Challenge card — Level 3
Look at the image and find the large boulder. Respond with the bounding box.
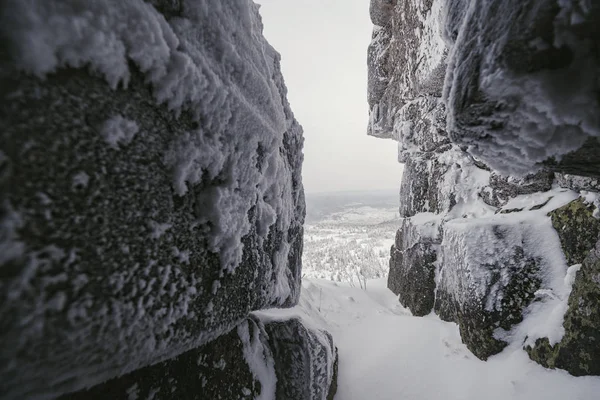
[59,316,339,400]
[444,0,600,178]
[263,318,339,400]
[0,0,305,398]
[388,215,441,316]
[434,216,549,359]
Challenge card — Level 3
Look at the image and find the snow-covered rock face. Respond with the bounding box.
[443,0,600,178]
[367,0,447,139]
[0,0,305,398]
[368,0,600,374]
[60,315,338,400]
[435,216,553,359]
[388,214,441,316]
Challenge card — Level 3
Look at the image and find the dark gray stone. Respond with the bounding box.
[58,315,339,400]
[58,317,266,400]
[388,218,439,316]
[545,138,600,180]
[264,317,339,400]
[549,198,600,266]
[555,173,600,193]
[369,0,396,27]
[481,170,554,208]
[395,98,450,162]
[0,1,305,398]
[527,238,600,376]
[435,222,542,360]
[367,27,393,132]
[399,157,451,217]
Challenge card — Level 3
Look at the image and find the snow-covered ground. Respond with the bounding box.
[259,278,600,400]
[261,192,600,399]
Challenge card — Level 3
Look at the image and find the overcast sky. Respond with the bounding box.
[257,0,403,194]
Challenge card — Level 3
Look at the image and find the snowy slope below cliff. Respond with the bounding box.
[258,278,600,400]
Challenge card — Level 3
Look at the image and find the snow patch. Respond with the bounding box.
[148,220,171,240]
[100,115,139,149]
[71,171,90,189]
[237,319,276,400]
[0,202,25,266]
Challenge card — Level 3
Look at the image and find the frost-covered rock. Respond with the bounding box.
[394,98,450,160]
[527,238,600,376]
[443,0,600,178]
[368,0,600,376]
[59,315,338,400]
[555,173,600,193]
[0,0,305,398]
[263,317,339,400]
[388,214,441,316]
[481,171,554,208]
[59,317,267,400]
[526,200,600,376]
[367,0,447,138]
[398,157,450,217]
[434,216,555,359]
[549,198,600,266]
[369,0,396,27]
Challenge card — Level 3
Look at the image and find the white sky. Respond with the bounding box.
[257,0,403,194]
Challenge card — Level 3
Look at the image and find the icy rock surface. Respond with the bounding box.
[59,315,338,400]
[549,198,600,266]
[443,0,600,178]
[0,0,305,398]
[367,0,600,371]
[435,216,548,359]
[527,201,600,375]
[555,173,600,193]
[263,317,339,400]
[388,214,440,316]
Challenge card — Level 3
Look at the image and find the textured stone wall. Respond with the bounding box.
[368,0,600,375]
[0,0,338,399]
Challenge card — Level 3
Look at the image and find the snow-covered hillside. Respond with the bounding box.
[303,191,401,286]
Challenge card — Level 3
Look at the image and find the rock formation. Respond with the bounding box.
[0,0,336,399]
[369,0,600,372]
[57,316,338,400]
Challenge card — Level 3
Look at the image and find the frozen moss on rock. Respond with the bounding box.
[527,241,600,376]
[549,198,600,266]
[526,201,600,376]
